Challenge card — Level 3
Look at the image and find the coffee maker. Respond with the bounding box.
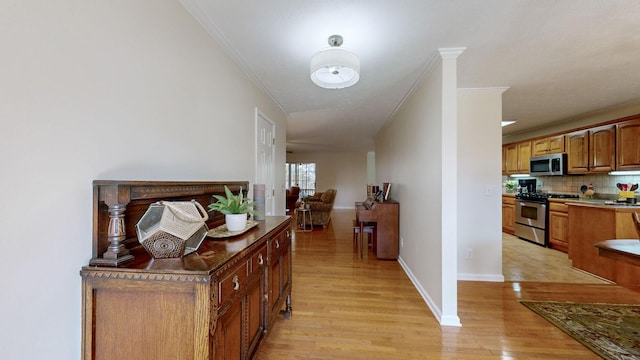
[518,179,536,194]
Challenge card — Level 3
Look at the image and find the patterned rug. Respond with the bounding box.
[520,301,640,360]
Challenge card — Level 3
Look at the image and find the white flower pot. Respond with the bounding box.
[225,214,248,232]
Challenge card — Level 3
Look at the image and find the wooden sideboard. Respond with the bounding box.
[80,180,292,360]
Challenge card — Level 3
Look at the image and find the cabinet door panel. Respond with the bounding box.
[215,301,242,360]
[517,141,531,172]
[502,203,515,235]
[246,278,264,356]
[589,125,615,172]
[532,138,549,156]
[549,211,569,253]
[548,135,565,153]
[504,144,518,174]
[566,130,589,174]
[617,119,640,170]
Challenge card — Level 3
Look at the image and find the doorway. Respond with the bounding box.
[256,109,275,216]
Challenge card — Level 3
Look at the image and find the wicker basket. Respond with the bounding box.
[136,200,209,258]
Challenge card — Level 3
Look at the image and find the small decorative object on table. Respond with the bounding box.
[135,200,209,259]
[208,185,259,232]
[584,183,595,199]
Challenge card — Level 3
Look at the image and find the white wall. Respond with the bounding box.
[375,49,463,326]
[0,1,285,359]
[457,89,505,281]
[286,152,368,209]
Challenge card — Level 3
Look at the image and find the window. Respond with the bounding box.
[286,162,316,198]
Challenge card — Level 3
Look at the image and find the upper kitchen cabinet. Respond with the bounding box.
[589,124,616,173]
[517,141,532,173]
[566,130,589,174]
[503,143,517,174]
[566,125,615,174]
[503,141,531,174]
[532,135,565,156]
[616,118,640,170]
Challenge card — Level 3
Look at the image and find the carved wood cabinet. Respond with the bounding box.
[80,181,292,360]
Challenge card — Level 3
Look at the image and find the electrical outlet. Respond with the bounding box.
[400,237,404,247]
[466,248,473,259]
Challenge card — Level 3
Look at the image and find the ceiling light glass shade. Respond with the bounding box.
[310,47,360,89]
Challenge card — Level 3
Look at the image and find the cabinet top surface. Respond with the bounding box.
[82,216,290,275]
[566,200,640,211]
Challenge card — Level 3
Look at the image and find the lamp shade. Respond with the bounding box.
[310,47,360,89]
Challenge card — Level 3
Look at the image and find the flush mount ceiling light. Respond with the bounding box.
[310,35,360,89]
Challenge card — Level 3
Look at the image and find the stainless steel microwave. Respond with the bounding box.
[529,153,567,176]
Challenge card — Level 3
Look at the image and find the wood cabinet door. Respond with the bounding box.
[617,119,640,170]
[566,130,589,174]
[214,300,243,360]
[532,138,550,157]
[532,135,565,157]
[589,125,616,172]
[246,276,264,358]
[548,135,565,153]
[517,141,531,172]
[548,211,569,253]
[503,144,518,174]
[502,203,515,234]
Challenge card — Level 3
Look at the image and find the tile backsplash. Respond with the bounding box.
[503,174,640,198]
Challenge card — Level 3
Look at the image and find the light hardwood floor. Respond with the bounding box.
[256,209,640,359]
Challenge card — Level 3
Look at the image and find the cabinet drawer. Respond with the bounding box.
[218,262,248,306]
[250,244,268,274]
[270,230,290,256]
[548,202,569,213]
[502,195,515,205]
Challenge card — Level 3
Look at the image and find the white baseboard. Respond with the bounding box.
[457,273,505,282]
[397,256,461,326]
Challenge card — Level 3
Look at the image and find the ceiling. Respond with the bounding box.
[181,0,640,153]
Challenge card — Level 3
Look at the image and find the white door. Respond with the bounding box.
[256,110,275,216]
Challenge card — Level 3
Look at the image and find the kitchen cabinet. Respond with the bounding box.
[532,135,565,156]
[503,141,531,174]
[566,126,615,174]
[517,141,532,173]
[501,194,515,235]
[503,143,518,174]
[566,130,589,174]
[548,199,569,253]
[589,124,616,173]
[616,118,640,170]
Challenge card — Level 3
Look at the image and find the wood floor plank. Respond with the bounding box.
[256,209,640,359]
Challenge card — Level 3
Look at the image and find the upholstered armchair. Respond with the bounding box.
[295,189,337,228]
[285,186,300,211]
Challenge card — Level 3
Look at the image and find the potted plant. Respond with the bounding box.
[208,186,258,232]
[503,179,518,193]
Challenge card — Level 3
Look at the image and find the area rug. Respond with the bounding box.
[520,301,640,360]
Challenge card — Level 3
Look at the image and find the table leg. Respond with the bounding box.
[360,222,364,258]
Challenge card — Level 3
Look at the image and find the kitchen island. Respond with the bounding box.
[567,201,640,285]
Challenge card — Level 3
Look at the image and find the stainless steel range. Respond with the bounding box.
[514,193,579,246]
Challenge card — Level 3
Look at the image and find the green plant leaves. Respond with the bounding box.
[208,186,257,215]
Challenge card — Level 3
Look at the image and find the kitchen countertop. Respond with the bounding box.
[595,239,640,267]
[564,198,640,209]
